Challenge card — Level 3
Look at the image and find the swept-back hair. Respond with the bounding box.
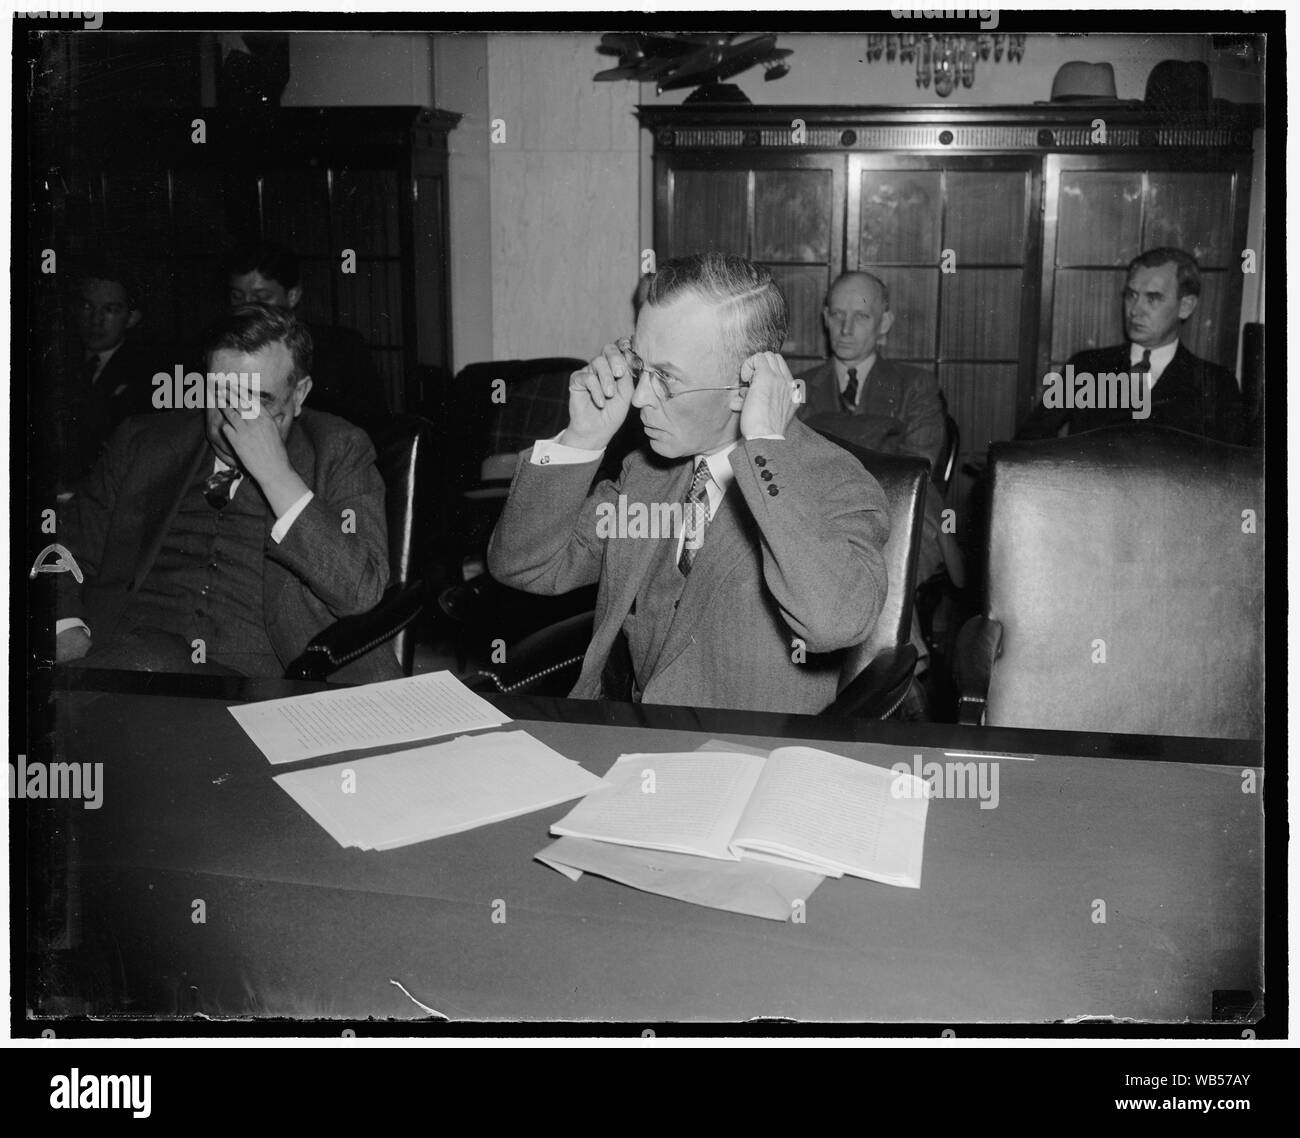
[1129,247,1201,299]
[641,252,788,375]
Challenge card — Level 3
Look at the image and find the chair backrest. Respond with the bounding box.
[813,429,929,681]
[983,424,1263,739]
[367,413,436,672]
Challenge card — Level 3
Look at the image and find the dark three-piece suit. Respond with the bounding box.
[57,408,396,682]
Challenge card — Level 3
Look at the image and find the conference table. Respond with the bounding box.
[25,669,1265,1028]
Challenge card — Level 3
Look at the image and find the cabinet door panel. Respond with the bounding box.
[946,171,1027,265]
[766,264,830,360]
[1050,268,1128,363]
[1145,172,1235,267]
[942,268,1023,360]
[1057,171,1143,266]
[873,267,938,361]
[1181,269,1228,363]
[261,169,332,258]
[940,360,1020,465]
[858,169,941,265]
[668,168,747,257]
[334,169,402,257]
[754,169,833,262]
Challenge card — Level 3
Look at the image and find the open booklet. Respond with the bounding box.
[550,746,930,888]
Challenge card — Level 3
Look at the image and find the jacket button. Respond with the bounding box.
[761,470,772,481]
[768,484,779,497]
[754,456,766,467]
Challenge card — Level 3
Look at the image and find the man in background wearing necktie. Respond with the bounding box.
[488,253,891,714]
[52,305,394,682]
[51,258,159,489]
[795,271,947,474]
[1017,246,1245,443]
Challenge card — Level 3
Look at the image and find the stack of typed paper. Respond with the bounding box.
[536,745,931,921]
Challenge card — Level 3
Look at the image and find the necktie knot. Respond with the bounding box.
[1133,349,1152,374]
[203,466,241,510]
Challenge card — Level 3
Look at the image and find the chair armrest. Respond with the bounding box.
[822,643,919,719]
[284,581,427,681]
[952,614,1004,726]
[465,611,594,696]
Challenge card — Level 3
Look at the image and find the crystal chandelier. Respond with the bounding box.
[865,33,1027,97]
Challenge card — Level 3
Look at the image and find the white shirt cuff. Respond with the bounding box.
[744,433,785,441]
[271,490,315,543]
[56,617,90,637]
[531,433,605,466]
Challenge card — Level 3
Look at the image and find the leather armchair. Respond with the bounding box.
[813,432,929,718]
[953,424,1263,739]
[284,414,435,681]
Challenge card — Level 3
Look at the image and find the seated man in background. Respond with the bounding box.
[226,240,388,425]
[798,270,948,583]
[1017,246,1244,443]
[52,257,159,488]
[488,252,890,715]
[798,270,946,474]
[54,305,396,682]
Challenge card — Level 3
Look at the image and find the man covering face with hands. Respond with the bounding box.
[488,253,890,713]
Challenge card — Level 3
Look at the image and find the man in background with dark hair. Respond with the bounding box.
[54,304,395,682]
[52,257,158,487]
[226,239,388,424]
[1018,246,1244,443]
[489,252,890,714]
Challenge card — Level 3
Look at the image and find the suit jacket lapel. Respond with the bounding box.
[129,416,209,591]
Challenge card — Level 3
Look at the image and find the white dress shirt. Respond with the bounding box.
[1132,340,1178,391]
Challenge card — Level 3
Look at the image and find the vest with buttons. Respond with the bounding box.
[123,462,281,675]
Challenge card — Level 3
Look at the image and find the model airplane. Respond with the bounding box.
[595,32,791,93]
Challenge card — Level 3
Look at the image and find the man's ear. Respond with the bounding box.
[291,376,312,417]
[877,309,895,340]
[1177,293,1198,322]
[126,308,143,331]
[286,285,303,310]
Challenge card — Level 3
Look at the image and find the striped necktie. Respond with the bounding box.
[678,459,712,575]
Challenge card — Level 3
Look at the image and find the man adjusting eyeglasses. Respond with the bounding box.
[488,252,891,715]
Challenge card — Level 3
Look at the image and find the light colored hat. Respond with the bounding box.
[1050,61,1119,102]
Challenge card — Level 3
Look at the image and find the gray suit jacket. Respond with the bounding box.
[798,356,946,472]
[57,409,396,682]
[487,417,891,714]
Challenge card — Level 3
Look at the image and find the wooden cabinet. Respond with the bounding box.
[34,106,460,411]
[641,104,1258,498]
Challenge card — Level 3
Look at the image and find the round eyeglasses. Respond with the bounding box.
[617,338,749,403]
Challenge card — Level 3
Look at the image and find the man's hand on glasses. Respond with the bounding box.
[739,351,802,441]
[561,342,635,452]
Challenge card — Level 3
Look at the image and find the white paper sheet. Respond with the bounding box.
[273,730,607,850]
[229,670,510,764]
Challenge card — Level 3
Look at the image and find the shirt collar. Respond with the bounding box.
[693,442,738,514]
[1132,340,1178,384]
[835,353,877,396]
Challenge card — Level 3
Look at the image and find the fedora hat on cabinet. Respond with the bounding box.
[1050,60,1120,102]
